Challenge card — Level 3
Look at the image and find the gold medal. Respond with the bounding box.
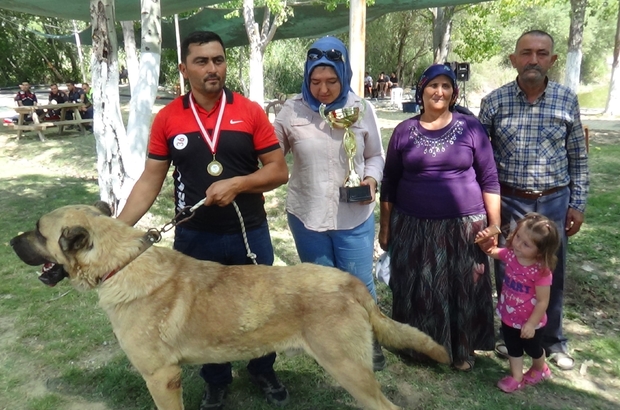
[189,91,227,178]
[207,160,223,176]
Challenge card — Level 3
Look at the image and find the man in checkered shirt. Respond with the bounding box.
[478,30,589,372]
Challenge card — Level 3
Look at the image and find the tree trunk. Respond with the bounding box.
[431,6,454,64]
[564,0,588,91]
[121,20,140,95]
[243,0,285,107]
[118,0,162,214]
[90,0,127,214]
[244,0,265,107]
[606,2,620,116]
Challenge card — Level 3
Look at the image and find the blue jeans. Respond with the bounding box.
[287,212,377,300]
[495,187,569,355]
[174,222,277,385]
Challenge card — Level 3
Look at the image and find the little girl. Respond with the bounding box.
[476,213,560,393]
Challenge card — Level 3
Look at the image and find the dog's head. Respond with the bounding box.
[10,201,114,288]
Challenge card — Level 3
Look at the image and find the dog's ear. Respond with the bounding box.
[93,201,113,217]
[59,226,92,253]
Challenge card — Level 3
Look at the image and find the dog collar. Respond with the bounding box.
[100,230,160,285]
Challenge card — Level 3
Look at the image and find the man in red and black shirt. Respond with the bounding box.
[14,81,38,106]
[14,82,43,122]
[117,31,289,410]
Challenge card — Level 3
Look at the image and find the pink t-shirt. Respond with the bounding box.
[496,248,553,329]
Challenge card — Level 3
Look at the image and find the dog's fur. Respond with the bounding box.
[11,202,449,410]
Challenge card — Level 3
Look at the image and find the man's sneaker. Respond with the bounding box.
[249,370,289,406]
[199,383,228,410]
[373,341,386,371]
[523,363,552,385]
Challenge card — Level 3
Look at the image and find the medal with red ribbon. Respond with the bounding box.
[189,91,226,176]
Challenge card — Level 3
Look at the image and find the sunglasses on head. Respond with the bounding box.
[307,48,344,63]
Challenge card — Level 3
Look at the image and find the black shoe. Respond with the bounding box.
[199,383,228,410]
[249,371,289,407]
[373,341,386,371]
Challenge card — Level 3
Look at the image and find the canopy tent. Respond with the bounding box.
[0,0,489,213]
[0,0,221,21]
[1,0,486,48]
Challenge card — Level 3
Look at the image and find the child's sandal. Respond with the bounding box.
[497,376,524,393]
[523,364,552,385]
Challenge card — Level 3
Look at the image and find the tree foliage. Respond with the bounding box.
[451,0,616,85]
[361,10,431,87]
[0,10,87,87]
[1,1,617,94]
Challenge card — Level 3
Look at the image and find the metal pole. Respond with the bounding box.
[174,14,185,95]
[73,20,87,81]
[349,0,366,97]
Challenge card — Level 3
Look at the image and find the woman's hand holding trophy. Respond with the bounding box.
[319,101,371,202]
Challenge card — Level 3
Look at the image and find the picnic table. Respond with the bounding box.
[7,102,93,141]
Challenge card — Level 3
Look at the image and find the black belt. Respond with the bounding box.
[500,184,565,200]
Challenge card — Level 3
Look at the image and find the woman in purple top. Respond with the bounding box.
[379,64,501,370]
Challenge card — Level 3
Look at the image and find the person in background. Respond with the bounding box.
[13,81,43,122]
[119,65,128,84]
[387,71,398,91]
[478,30,589,371]
[379,64,500,371]
[375,72,389,99]
[64,81,84,121]
[117,31,289,410]
[65,81,83,103]
[477,213,560,393]
[79,82,93,121]
[364,71,374,98]
[14,81,38,107]
[48,83,67,104]
[46,83,68,120]
[274,36,386,371]
[83,82,93,102]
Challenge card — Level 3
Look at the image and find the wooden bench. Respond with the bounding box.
[9,118,93,141]
[10,102,91,141]
[7,122,56,142]
[46,119,93,135]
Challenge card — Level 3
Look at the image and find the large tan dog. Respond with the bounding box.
[11,202,449,410]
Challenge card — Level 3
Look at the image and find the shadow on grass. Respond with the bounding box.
[42,340,620,410]
[1,131,98,182]
[0,175,99,232]
[49,356,362,410]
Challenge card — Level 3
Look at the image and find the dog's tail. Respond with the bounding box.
[364,297,450,364]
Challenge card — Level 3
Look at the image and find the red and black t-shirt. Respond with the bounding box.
[148,88,280,233]
[14,90,38,106]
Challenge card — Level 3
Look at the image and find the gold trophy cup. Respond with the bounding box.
[320,102,371,202]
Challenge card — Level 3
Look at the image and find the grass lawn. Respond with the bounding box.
[578,83,611,110]
[0,107,619,410]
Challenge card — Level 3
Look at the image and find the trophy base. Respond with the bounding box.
[339,185,372,203]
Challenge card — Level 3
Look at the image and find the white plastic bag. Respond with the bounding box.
[374,252,391,285]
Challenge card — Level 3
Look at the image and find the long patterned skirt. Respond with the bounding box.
[389,209,495,364]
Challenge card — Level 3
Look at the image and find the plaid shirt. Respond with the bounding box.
[478,79,589,212]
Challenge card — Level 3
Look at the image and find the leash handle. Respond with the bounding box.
[158,197,257,265]
[161,197,208,233]
[189,198,206,213]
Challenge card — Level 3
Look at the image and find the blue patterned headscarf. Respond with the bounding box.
[415,64,459,111]
[302,36,352,113]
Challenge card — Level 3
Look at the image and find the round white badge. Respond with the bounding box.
[173,134,188,150]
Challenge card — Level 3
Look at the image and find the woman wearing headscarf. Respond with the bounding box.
[274,37,385,370]
[379,64,500,370]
